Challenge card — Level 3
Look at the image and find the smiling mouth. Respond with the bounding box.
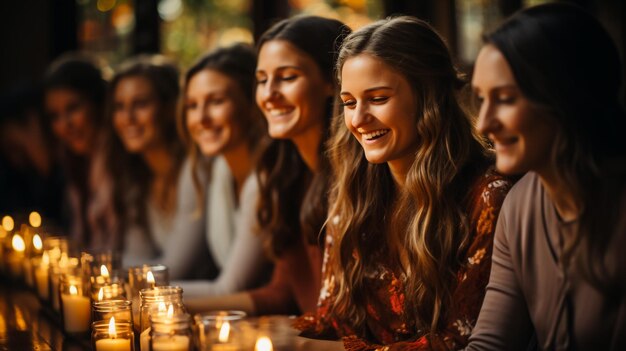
[267,107,294,117]
[362,129,390,141]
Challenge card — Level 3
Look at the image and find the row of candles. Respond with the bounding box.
[0,213,289,351]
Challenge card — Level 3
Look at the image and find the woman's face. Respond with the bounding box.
[112,76,162,154]
[340,54,419,172]
[255,40,333,141]
[185,69,248,156]
[45,87,96,155]
[472,44,556,175]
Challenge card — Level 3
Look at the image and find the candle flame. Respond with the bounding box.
[255,336,273,351]
[29,211,42,228]
[2,216,14,231]
[12,234,25,252]
[218,321,230,343]
[33,234,43,250]
[42,251,50,266]
[69,285,78,296]
[108,316,117,339]
[100,265,110,278]
[146,271,155,286]
[167,304,174,318]
[98,287,104,301]
[158,302,167,313]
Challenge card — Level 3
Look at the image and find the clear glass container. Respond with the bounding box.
[128,265,169,331]
[193,310,247,350]
[92,300,133,324]
[49,255,80,311]
[92,318,135,351]
[59,273,91,335]
[139,287,185,350]
[150,313,192,351]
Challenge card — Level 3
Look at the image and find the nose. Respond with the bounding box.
[349,101,370,129]
[258,77,278,102]
[200,103,212,126]
[476,99,496,135]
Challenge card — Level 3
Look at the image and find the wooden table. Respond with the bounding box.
[0,277,90,351]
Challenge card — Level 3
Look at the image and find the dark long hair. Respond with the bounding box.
[255,16,350,257]
[486,3,626,293]
[105,55,184,250]
[328,16,490,334]
[179,43,266,202]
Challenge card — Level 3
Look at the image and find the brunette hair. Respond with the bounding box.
[179,43,266,197]
[105,55,184,250]
[255,16,350,257]
[328,16,490,334]
[485,3,626,292]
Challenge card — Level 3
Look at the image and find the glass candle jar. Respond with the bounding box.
[92,317,135,351]
[92,268,126,302]
[128,265,169,330]
[59,273,91,335]
[43,236,68,266]
[193,310,247,350]
[150,313,192,351]
[139,287,185,351]
[49,255,80,312]
[33,252,50,301]
[92,300,133,324]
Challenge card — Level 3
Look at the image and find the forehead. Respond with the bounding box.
[115,75,154,95]
[472,44,516,87]
[340,54,404,92]
[256,39,317,71]
[188,69,236,92]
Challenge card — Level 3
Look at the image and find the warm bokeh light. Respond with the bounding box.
[2,216,14,232]
[12,234,25,252]
[101,265,110,278]
[33,234,43,251]
[29,211,42,227]
[41,251,50,266]
[69,285,78,296]
[97,0,116,12]
[98,287,104,301]
[255,336,273,351]
[218,321,230,343]
[167,304,174,318]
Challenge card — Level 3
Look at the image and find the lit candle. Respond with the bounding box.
[35,251,50,299]
[255,336,273,351]
[8,234,25,277]
[29,211,42,228]
[2,215,14,231]
[61,284,91,333]
[151,306,190,351]
[95,317,131,351]
[146,271,155,288]
[209,320,238,351]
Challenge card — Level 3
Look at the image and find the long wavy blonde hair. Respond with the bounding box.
[328,16,490,334]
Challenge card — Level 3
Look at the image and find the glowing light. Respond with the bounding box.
[157,0,183,21]
[2,216,14,231]
[33,234,43,251]
[218,321,231,342]
[12,234,25,252]
[108,316,117,338]
[167,304,174,318]
[158,302,167,313]
[100,265,110,278]
[98,287,104,301]
[29,211,42,227]
[69,285,78,296]
[97,0,116,12]
[255,336,273,351]
[42,251,50,266]
[146,271,155,287]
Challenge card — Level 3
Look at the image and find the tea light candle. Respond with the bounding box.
[95,317,132,351]
[61,285,91,333]
[151,335,190,351]
[35,251,50,299]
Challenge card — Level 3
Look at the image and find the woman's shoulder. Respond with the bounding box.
[470,166,517,209]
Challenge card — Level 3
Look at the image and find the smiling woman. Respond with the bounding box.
[90,55,212,280]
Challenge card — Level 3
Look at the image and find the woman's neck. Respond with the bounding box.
[387,159,412,189]
[223,141,253,199]
[537,166,580,221]
[291,123,323,173]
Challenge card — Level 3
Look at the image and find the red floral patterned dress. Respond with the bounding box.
[296,168,514,351]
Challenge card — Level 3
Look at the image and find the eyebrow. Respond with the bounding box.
[340,86,393,95]
[256,65,302,73]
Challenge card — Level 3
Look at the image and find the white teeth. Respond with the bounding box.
[268,108,292,117]
[362,129,389,140]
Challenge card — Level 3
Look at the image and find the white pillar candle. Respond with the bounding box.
[151,335,190,351]
[61,285,91,333]
[35,266,49,299]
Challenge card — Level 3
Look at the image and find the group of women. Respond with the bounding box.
[40,2,625,350]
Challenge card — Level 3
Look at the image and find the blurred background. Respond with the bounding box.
[1,0,624,94]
